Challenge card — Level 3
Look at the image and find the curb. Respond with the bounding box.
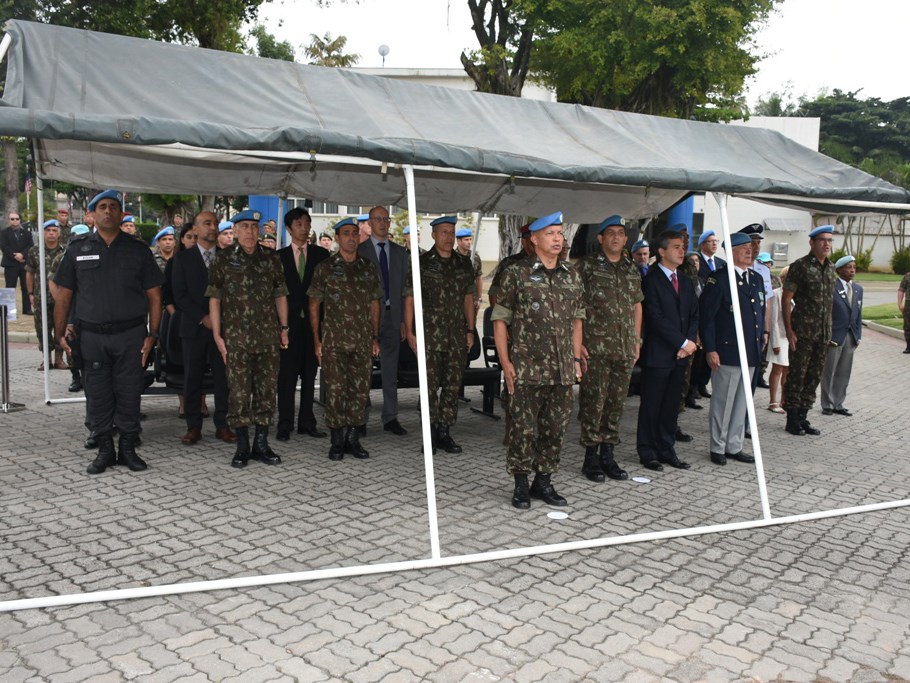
[863,320,903,340]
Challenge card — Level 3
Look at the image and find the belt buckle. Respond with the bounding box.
[99,323,113,334]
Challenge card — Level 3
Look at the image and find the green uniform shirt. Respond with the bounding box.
[783,252,836,341]
[25,243,64,305]
[420,247,475,350]
[308,252,383,351]
[578,252,643,358]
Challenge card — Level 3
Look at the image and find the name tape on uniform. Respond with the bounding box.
[76,254,100,262]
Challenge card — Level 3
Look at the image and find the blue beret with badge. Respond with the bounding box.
[725,232,752,248]
[631,239,648,253]
[152,226,175,245]
[357,213,370,222]
[87,189,123,211]
[739,223,764,238]
[333,217,357,233]
[697,230,715,246]
[809,225,834,238]
[431,216,457,229]
[218,220,233,233]
[597,214,625,234]
[455,227,472,238]
[669,222,689,234]
[835,254,855,269]
[70,224,90,236]
[529,211,563,233]
[42,219,60,230]
[229,209,262,224]
[120,215,135,225]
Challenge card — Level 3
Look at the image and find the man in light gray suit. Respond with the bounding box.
[820,255,862,416]
[357,205,411,435]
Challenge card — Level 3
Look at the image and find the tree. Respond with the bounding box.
[460,0,536,97]
[303,33,360,67]
[249,24,296,62]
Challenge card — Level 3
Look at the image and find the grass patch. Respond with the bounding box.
[855,273,903,283]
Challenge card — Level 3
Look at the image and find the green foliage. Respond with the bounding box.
[304,33,360,67]
[832,247,873,272]
[249,25,296,62]
[891,247,910,275]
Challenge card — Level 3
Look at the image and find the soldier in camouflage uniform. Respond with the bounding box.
[308,217,382,461]
[207,209,290,469]
[48,226,90,393]
[576,215,642,483]
[455,227,484,312]
[25,220,66,371]
[151,226,176,272]
[781,225,836,436]
[492,212,585,510]
[422,217,477,453]
[898,272,910,353]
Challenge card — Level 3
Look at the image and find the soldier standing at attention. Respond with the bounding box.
[53,190,163,475]
[455,226,484,313]
[421,216,477,454]
[576,214,642,483]
[492,212,585,510]
[26,220,66,371]
[207,209,290,469]
[781,225,836,436]
[308,218,382,461]
[152,226,176,272]
[898,270,910,354]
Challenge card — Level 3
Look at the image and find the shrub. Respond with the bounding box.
[832,247,872,271]
[891,247,910,275]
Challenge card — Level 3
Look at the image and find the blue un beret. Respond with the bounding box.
[229,209,262,224]
[42,219,60,230]
[455,228,472,238]
[153,226,175,245]
[87,189,123,212]
[357,213,370,222]
[403,226,411,235]
[333,217,357,233]
[70,224,90,236]
[697,230,715,246]
[809,225,834,238]
[597,214,625,234]
[835,255,855,269]
[725,233,752,249]
[431,216,457,228]
[529,211,563,233]
[631,240,648,253]
[120,215,135,225]
[669,222,689,234]
[218,221,233,233]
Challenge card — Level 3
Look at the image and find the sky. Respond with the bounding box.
[260,0,910,106]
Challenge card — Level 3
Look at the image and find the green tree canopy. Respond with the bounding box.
[303,32,360,67]
[249,24,296,62]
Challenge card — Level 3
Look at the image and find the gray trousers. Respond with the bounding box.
[364,310,400,426]
[709,364,754,455]
[820,337,857,411]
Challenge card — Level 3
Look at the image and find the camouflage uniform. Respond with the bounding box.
[576,252,642,446]
[492,258,584,474]
[782,252,835,409]
[153,248,171,273]
[205,244,288,428]
[900,273,910,347]
[308,252,383,429]
[421,247,475,426]
[25,243,65,353]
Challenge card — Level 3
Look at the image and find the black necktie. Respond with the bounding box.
[378,242,390,304]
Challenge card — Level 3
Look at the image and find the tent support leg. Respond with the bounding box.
[403,164,442,560]
[712,192,772,521]
[32,141,52,405]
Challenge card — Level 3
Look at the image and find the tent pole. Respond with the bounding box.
[277,196,286,248]
[32,140,52,405]
[0,33,11,66]
[403,165,442,560]
[713,192,772,521]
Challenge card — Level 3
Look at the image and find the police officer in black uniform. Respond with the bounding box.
[53,189,164,475]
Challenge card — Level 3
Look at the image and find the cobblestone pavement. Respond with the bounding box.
[1,327,909,682]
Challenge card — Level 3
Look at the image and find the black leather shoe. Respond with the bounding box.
[642,460,664,471]
[728,452,755,463]
[345,427,370,459]
[744,430,751,440]
[252,426,282,465]
[512,474,530,509]
[675,428,693,443]
[756,379,770,389]
[598,443,628,480]
[582,445,605,483]
[87,435,116,474]
[232,427,250,468]
[833,408,852,416]
[685,397,703,409]
[298,427,327,438]
[530,473,567,507]
[665,457,691,470]
[383,419,407,435]
[276,429,291,441]
[698,386,712,399]
[328,428,345,461]
[710,452,727,466]
[68,375,83,392]
[117,433,147,471]
[436,424,463,454]
[821,408,833,416]
[84,431,98,449]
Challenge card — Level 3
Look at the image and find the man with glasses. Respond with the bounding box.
[1,211,34,315]
[781,225,836,436]
[357,206,411,436]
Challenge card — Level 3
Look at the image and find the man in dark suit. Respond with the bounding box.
[276,207,330,441]
[1,211,34,314]
[172,211,235,446]
[699,232,766,466]
[357,205,411,435]
[636,230,698,471]
[697,229,726,284]
[820,255,862,416]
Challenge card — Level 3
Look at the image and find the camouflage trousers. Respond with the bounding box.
[226,345,278,428]
[578,355,634,446]
[904,306,910,342]
[782,336,827,410]
[507,384,574,475]
[34,302,63,354]
[322,346,371,428]
[426,344,467,426]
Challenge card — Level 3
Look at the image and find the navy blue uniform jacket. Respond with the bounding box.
[699,266,765,367]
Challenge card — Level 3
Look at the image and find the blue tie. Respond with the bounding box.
[378,242,390,304]
[708,257,715,272]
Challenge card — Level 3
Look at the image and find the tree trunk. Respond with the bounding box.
[200,195,216,213]
[498,214,525,260]
[2,139,20,215]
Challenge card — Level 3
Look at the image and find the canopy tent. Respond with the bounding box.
[2,19,910,220]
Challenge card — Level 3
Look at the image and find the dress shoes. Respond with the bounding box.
[642,460,664,471]
[181,427,202,445]
[727,451,755,464]
[821,408,834,416]
[276,429,291,442]
[68,375,83,392]
[698,386,712,399]
[675,427,693,443]
[833,408,852,416]
[684,397,703,410]
[664,457,691,470]
[383,419,407,435]
[710,452,727,466]
[529,473,567,507]
[756,378,770,389]
[298,426,327,438]
[512,474,530,510]
[215,427,237,443]
[744,430,751,440]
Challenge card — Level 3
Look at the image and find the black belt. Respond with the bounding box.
[78,317,146,334]
[385,305,391,310]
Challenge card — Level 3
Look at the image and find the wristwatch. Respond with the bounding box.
[280,325,289,331]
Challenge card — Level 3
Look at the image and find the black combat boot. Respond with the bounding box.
[345,426,370,459]
[581,445,605,483]
[86,433,117,475]
[785,408,805,436]
[252,426,282,464]
[436,424,462,453]
[530,473,567,507]
[232,427,250,468]
[328,428,345,461]
[798,409,820,436]
[117,432,147,471]
[599,443,629,480]
[430,423,438,455]
[904,337,910,354]
[68,369,83,392]
[512,474,530,509]
[84,430,98,449]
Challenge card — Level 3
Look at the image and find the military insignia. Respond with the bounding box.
[531,302,541,311]
[253,211,261,220]
[529,273,544,283]
[706,277,716,285]
[80,244,91,252]
[333,265,345,277]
